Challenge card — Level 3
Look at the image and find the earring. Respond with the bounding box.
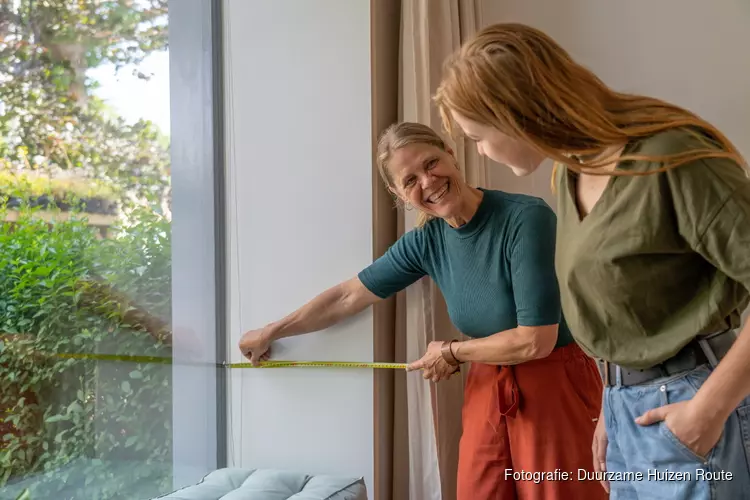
[404,202,414,211]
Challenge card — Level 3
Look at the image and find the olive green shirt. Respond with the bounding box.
[555,128,750,369]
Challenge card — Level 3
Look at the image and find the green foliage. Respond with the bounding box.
[0,170,118,203]
[0,206,173,499]
[0,0,170,208]
[0,2,175,497]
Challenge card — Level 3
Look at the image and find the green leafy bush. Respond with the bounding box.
[0,172,118,203]
[0,205,173,499]
[1,2,174,496]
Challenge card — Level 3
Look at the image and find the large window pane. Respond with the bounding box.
[0,1,221,498]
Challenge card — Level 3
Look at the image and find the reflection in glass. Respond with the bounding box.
[0,1,175,498]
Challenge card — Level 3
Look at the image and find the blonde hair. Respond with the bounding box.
[434,23,747,190]
[377,121,453,228]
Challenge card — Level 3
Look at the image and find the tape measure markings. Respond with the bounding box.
[53,352,406,370]
[227,361,407,370]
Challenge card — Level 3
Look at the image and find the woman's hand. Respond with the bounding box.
[238,327,274,366]
[636,399,724,459]
[592,409,609,493]
[406,340,460,382]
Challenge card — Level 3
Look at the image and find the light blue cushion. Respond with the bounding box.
[155,468,367,500]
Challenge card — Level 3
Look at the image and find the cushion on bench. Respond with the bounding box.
[155,467,367,500]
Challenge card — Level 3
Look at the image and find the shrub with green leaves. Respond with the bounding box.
[0,206,173,499]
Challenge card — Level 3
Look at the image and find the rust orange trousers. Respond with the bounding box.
[456,343,607,500]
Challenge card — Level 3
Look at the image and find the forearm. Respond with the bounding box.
[265,281,372,341]
[691,321,750,421]
[453,325,556,365]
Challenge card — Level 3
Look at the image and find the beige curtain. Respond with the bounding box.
[371,2,487,499]
[370,2,409,500]
[399,1,486,500]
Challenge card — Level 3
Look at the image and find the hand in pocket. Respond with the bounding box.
[635,399,724,460]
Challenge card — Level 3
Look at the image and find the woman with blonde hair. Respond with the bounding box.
[435,22,750,500]
[239,121,606,500]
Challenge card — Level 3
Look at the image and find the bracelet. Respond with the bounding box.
[450,340,461,364]
[441,340,461,367]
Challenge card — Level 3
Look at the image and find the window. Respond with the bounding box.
[0,1,224,498]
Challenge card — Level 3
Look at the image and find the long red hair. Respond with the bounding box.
[434,23,747,184]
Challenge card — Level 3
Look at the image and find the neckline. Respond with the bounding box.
[565,139,639,223]
[446,188,492,238]
[565,169,615,223]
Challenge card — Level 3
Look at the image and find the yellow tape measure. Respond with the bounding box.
[226,360,407,370]
[55,352,407,370]
[57,352,172,365]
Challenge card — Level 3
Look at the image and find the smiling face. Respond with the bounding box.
[386,143,466,220]
[451,111,546,176]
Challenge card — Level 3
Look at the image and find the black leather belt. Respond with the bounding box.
[598,330,737,387]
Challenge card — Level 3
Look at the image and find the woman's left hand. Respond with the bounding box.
[406,341,460,383]
[635,400,725,459]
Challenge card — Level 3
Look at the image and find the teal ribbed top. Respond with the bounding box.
[359,189,573,347]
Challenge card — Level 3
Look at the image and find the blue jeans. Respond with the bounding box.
[604,364,750,499]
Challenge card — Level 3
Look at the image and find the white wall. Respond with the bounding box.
[481,0,750,209]
[223,0,374,493]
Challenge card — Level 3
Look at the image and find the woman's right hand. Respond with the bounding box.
[238,327,273,366]
[592,408,609,493]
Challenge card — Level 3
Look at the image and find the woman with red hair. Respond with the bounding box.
[435,22,750,500]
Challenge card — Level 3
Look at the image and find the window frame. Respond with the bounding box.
[168,0,227,489]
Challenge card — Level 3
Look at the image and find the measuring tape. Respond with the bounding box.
[227,360,407,369]
[54,352,407,370]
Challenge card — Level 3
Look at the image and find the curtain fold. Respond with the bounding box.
[373,2,487,498]
[371,1,409,500]
[399,2,485,499]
